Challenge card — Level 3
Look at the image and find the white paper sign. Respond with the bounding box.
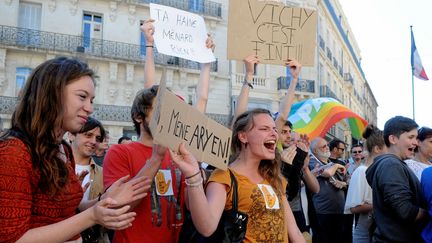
[150,3,215,63]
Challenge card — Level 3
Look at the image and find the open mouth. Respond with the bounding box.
[264,140,276,150]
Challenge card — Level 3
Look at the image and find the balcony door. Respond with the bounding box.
[17,2,41,46]
[82,13,103,52]
[189,0,204,12]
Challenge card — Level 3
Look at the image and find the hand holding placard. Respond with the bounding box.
[150,3,216,63]
[228,0,317,66]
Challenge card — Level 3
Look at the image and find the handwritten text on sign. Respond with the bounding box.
[150,3,215,63]
[150,87,231,170]
[227,0,317,66]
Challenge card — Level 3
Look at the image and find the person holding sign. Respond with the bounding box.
[102,20,215,243]
[232,55,301,134]
[169,108,305,243]
[0,57,149,242]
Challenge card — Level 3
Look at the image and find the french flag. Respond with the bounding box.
[411,29,429,81]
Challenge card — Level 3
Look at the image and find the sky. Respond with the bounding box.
[338,0,432,129]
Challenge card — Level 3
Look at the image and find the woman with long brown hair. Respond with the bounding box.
[0,57,149,242]
[170,108,305,242]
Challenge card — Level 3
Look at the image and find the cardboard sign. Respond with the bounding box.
[150,83,231,170]
[150,3,216,63]
[227,0,317,66]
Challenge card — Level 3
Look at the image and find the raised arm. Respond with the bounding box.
[231,54,259,127]
[141,19,156,89]
[302,155,320,193]
[169,143,227,236]
[275,59,301,133]
[195,34,215,113]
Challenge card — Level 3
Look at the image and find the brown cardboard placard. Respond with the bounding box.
[149,68,167,137]
[150,86,231,170]
[227,0,317,66]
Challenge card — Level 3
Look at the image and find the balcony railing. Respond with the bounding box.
[319,85,340,101]
[277,76,315,93]
[235,73,267,88]
[0,25,217,72]
[0,95,230,126]
[344,73,354,85]
[133,0,222,18]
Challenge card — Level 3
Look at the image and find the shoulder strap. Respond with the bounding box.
[228,169,239,212]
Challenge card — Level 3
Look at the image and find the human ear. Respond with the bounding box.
[388,134,398,145]
[238,131,248,144]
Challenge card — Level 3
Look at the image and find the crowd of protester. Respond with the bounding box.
[1,18,431,243]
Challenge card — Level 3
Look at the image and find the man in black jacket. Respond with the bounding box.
[279,121,319,236]
[366,116,428,243]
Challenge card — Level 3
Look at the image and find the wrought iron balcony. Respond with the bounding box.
[132,0,222,18]
[319,85,340,101]
[277,76,315,93]
[344,72,354,85]
[0,25,217,72]
[0,95,229,126]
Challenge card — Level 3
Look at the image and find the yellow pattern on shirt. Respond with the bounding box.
[208,169,288,243]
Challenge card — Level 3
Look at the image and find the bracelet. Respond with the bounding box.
[98,193,102,201]
[185,170,201,180]
[146,45,154,48]
[185,177,203,187]
[242,79,254,89]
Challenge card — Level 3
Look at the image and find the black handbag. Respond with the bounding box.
[178,169,248,243]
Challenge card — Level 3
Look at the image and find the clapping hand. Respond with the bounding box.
[104,175,151,207]
[91,198,136,230]
[280,144,297,165]
[296,134,310,153]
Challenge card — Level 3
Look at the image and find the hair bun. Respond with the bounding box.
[363,124,378,139]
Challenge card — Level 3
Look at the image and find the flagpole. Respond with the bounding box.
[412,67,415,121]
[410,25,415,121]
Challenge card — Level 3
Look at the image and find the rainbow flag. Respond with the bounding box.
[287,97,368,139]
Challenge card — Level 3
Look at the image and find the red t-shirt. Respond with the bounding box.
[0,137,83,242]
[103,142,184,243]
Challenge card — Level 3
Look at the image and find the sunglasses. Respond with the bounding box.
[352,151,362,154]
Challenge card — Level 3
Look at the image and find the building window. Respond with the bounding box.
[18,2,41,29]
[16,67,32,96]
[82,13,103,49]
[18,2,41,46]
[189,0,204,13]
